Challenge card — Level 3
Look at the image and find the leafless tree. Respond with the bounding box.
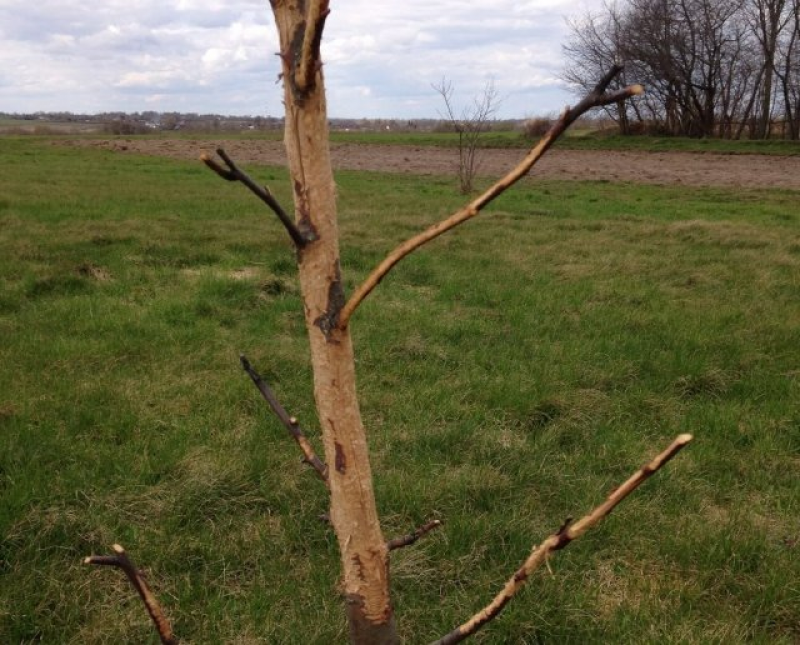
[563,2,643,133]
[84,4,692,644]
[564,0,800,138]
[432,77,500,193]
[747,0,794,137]
[776,0,800,138]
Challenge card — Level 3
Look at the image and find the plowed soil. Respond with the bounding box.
[63,138,800,189]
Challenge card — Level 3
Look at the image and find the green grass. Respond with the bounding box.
[1,136,799,643]
[36,125,800,155]
[325,129,800,155]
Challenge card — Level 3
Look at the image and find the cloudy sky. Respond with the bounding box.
[0,1,605,119]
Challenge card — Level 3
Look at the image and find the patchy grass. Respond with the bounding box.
[1,136,798,643]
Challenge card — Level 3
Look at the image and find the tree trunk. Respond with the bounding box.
[270,3,398,643]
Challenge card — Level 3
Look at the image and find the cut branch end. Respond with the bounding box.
[388,519,443,551]
[84,544,177,645]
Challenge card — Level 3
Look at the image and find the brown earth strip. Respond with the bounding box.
[59,138,800,190]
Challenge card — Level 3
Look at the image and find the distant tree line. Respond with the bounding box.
[563,0,800,139]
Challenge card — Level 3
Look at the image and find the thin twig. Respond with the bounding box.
[338,66,643,329]
[387,519,443,551]
[431,433,693,645]
[295,0,331,93]
[201,148,311,248]
[240,354,329,486]
[84,544,177,645]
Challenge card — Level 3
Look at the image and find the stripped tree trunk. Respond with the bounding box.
[269,2,398,642]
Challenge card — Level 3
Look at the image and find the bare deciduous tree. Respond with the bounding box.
[564,0,800,139]
[432,77,500,193]
[84,4,692,644]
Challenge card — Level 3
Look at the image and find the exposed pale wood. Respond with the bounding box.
[271,3,398,642]
[432,434,693,645]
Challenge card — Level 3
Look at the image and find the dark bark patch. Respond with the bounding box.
[314,260,345,340]
[345,594,398,645]
[292,180,318,242]
[552,517,574,551]
[335,441,346,474]
[513,568,528,583]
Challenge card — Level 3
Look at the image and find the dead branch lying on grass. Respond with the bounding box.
[431,433,693,645]
[240,354,329,486]
[201,148,314,248]
[338,65,643,329]
[84,543,177,645]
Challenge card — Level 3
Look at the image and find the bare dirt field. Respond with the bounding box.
[62,138,800,189]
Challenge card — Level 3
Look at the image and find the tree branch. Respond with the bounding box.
[295,0,331,93]
[84,544,177,645]
[338,66,643,329]
[387,519,443,551]
[431,433,692,645]
[201,148,313,248]
[240,354,329,486]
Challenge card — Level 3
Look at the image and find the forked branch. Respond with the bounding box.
[240,354,329,486]
[387,519,443,551]
[338,65,643,328]
[294,0,331,93]
[432,433,693,645]
[201,148,312,248]
[84,544,177,645]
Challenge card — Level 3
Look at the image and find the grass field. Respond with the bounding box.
[18,123,800,156]
[325,129,800,156]
[1,136,798,643]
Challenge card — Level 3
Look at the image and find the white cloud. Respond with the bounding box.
[0,0,608,117]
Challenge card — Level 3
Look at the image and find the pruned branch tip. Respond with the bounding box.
[240,354,329,486]
[201,148,313,248]
[432,433,693,645]
[387,519,443,551]
[84,544,177,645]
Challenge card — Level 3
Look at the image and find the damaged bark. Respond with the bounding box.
[271,2,398,642]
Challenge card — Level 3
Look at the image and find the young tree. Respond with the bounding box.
[432,77,500,193]
[85,4,691,643]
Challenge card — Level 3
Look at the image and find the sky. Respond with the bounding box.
[0,1,606,119]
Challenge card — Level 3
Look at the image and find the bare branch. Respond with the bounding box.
[431,433,693,645]
[201,148,313,248]
[432,78,459,127]
[240,354,329,486]
[338,67,643,328]
[84,544,177,645]
[387,519,443,551]
[295,0,331,93]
